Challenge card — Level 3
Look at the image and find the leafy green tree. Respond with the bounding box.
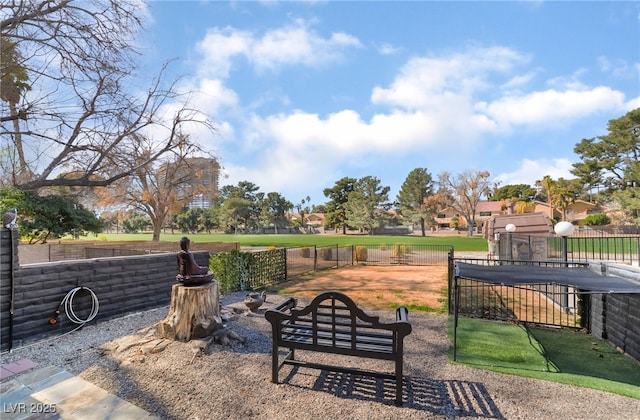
[551,178,581,221]
[323,177,356,234]
[0,188,103,243]
[572,108,640,195]
[202,204,221,233]
[396,168,435,236]
[535,175,556,218]
[612,159,640,223]
[219,197,251,233]
[344,176,391,234]
[488,184,536,202]
[582,214,611,226]
[220,181,260,231]
[258,192,293,234]
[121,211,150,234]
[176,207,205,233]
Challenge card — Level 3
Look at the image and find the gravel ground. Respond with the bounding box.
[2,291,639,420]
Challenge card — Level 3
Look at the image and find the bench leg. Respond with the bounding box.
[271,343,279,383]
[395,358,403,406]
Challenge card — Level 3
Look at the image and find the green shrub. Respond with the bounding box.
[209,249,255,293]
[583,214,611,226]
[354,246,368,262]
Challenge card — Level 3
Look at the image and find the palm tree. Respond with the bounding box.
[0,36,31,181]
[536,175,556,219]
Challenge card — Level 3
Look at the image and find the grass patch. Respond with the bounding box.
[397,303,440,313]
[85,232,487,251]
[449,317,640,399]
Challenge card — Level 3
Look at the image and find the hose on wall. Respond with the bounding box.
[50,287,100,325]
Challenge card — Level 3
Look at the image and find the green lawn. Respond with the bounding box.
[86,232,488,252]
[450,317,640,399]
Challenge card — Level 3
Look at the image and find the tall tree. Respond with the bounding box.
[536,175,557,219]
[613,160,640,223]
[323,177,356,234]
[551,178,580,221]
[488,184,536,202]
[0,35,31,184]
[396,168,435,236]
[99,143,215,241]
[1,1,214,190]
[437,170,492,236]
[295,195,311,231]
[344,176,391,234]
[220,181,260,232]
[572,108,640,195]
[0,187,103,243]
[259,192,293,234]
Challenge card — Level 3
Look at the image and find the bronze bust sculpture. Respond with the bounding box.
[176,237,214,286]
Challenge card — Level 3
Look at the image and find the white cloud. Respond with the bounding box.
[477,87,626,128]
[196,27,252,78]
[375,42,401,56]
[195,19,363,79]
[371,46,530,110]
[495,158,575,186]
[597,56,637,79]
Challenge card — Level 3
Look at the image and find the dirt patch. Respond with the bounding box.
[275,265,449,312]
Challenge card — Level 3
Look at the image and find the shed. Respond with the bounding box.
[482,212,554,240]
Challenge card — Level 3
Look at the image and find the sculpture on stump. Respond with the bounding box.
[156,237,221,342]
[176,236,214,286]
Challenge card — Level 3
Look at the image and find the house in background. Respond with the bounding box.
[286,212,325,232]
[533,199,601,224]
[434,201,504,232]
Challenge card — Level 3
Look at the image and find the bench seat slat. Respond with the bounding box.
[280,332,394,351]
[281,324,394,341]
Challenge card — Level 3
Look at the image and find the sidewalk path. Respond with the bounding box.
[1,359,155,419]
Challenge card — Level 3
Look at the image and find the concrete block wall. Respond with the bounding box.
[1,229,210,351]
[18,240,237,264]
[589,262,640,362]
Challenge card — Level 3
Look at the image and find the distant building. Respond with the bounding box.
[533,200,601,224]
[177,157,220,209]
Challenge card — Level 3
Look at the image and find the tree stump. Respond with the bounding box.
[156,281,222,342]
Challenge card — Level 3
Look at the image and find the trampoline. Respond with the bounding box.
[452,261,640,360]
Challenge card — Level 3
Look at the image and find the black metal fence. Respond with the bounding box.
[245,244,453,290]
[450,258,590,329]
[285,244,453,274]
[499,233,640,266]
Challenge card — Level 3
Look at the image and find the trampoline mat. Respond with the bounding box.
[455,262,640,294]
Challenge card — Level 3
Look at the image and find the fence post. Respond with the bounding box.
[313,245,317,272]
[335,244,339,267]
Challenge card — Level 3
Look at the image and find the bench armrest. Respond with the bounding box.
[265,297,297,325]
[395,306,412,336]
[273,297,297,312]
[396,306,409,323]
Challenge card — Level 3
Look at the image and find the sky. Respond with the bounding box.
[140,1,639,208]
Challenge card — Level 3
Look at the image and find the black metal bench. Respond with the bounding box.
[265,291,412,406]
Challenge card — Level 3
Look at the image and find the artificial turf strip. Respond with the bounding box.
[449,317,640,400]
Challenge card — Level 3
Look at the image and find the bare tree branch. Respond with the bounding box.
[1,0,216,190]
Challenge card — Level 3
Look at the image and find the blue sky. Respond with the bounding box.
[141,1,639,207]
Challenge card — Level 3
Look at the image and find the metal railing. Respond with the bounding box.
[450,258,589,329]
[499,233,640,266]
